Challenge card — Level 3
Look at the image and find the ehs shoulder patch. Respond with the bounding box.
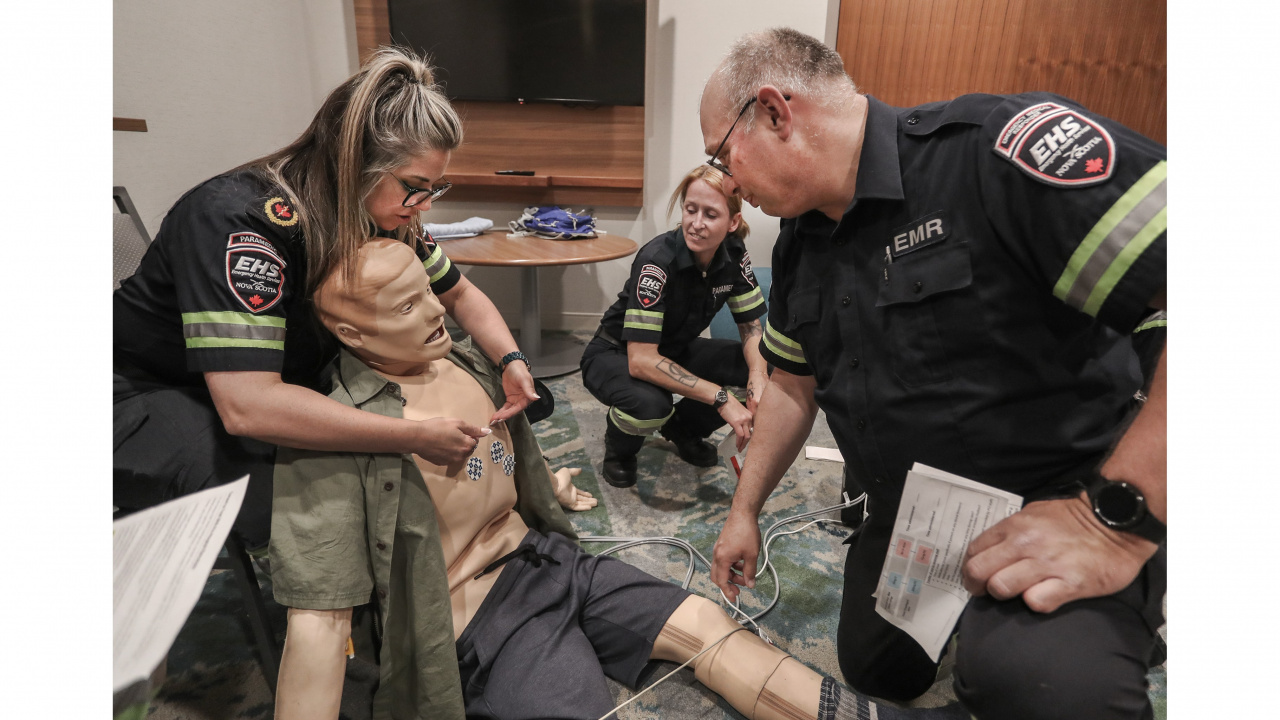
[993,102,1115,187]
[264,196,299,227]
[226,233,285,313]
[740,255,757,285]
[636,263,667,308]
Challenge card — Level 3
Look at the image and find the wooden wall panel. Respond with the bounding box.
[350,0,646,206]
[836,0,1166,144]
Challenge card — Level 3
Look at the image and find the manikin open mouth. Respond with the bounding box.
[425,325,445,343]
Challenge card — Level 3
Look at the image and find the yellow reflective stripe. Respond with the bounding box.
[1055,161,1167,314]
[609,405,673,435]
[184,337,285,351]
[422,246,453,284]
[728,286,765,313]
[624,309,664,331]
[762,320,805,365]
[181,311,286,328]
[1135,319,1167,333]
[1081,208,1166,317]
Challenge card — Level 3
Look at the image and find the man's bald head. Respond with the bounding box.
[702,27,856,131]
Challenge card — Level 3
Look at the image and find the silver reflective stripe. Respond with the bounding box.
[623,309,664,331]
[762,319,806,365]
[1055,162,1168,316]
[727,286,765,314]
[609,405,672,436]
[182,322,286,342]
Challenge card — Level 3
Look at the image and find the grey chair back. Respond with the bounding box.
[113,186,151,289]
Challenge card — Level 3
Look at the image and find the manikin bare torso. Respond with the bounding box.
[389,358,530,638]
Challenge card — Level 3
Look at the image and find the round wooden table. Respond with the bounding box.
[440,232,638,377]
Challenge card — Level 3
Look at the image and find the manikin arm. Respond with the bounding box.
[626,340,754,451]
[711,369,818,602]
[549,466,597,512]
[206,371,488,466]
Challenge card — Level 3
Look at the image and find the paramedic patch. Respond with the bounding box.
[636,263,667,308]
[741,255,756,285]
[994,103,1116,187]
[226,239,285,313]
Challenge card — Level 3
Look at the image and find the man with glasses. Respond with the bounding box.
[700,28,1166,720]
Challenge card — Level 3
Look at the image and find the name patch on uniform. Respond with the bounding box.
[264,196,299,227]
[636,263,666,307]
[993,102,1116,187]
[226,234,285,313]
[740,255,756,285]
[889,211,949,259]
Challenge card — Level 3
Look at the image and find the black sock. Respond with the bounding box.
[819,677,971,720]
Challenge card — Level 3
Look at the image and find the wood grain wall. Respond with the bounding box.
[835,0,1166,144]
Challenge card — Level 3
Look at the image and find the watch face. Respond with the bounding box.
[1094,482,1143,528]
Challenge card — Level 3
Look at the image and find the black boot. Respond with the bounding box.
[659,413,718,468]
[603,419,644,488]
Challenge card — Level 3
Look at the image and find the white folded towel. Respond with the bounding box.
[423,217,494,239]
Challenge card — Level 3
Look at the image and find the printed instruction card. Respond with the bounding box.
[113,476,247,692]
[874,463,1023,661]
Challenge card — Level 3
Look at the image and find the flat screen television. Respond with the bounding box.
[388,0,646,106]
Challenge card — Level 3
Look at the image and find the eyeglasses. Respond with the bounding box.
[390,173,452,207]
[705,94,789,178]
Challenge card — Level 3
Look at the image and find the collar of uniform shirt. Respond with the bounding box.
[845,95,906,213]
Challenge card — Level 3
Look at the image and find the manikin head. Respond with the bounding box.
[666,165,749,267]
[314,238,452,376]
[699,28,860,219]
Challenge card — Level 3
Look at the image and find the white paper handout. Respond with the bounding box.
[113,476,248,692]
[873,463,1023,661]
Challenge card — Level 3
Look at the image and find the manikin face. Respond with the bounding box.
[364,149,452,231]
[322,240,452,373]
[680,179,741,264]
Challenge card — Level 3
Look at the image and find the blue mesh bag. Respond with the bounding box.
[508,206,601,240]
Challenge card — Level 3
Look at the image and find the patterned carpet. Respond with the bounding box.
[143,333,1167,719]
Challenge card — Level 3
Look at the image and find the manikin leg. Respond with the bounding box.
[651,596,821,720]
[275,607,352,720]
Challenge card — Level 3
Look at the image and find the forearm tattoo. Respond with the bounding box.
[738,319,763,340]
[655,358,699,388]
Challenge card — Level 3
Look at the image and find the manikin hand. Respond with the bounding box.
[718,397,754,452]
[551,467,597,512]
[414,417,491,465]
[491,360,539,424]
[962,493,1159,613]
[710,510,762,603]
[745,370,769,416]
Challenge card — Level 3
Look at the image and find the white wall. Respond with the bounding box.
[114,0,359,232]
[114,0,836,329]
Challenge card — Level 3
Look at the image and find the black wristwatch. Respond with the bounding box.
[499,350,530,373]
[711,386,729,410]
[1084,473,1165,544]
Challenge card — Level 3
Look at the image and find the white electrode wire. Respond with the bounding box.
[594,626,751,720]
[580,492,867,626]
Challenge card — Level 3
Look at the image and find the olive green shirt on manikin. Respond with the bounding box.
[269,337,577,720]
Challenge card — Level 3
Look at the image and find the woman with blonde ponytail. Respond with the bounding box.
[114,46,535,570]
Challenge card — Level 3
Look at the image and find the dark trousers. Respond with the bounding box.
[113,373,276,549]
[838,498,1166,719]
[579,336,749,442]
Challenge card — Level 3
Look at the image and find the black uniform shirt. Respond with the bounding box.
[759,93,1166,500]
[113,169,461,391]
[598,227,766,356]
